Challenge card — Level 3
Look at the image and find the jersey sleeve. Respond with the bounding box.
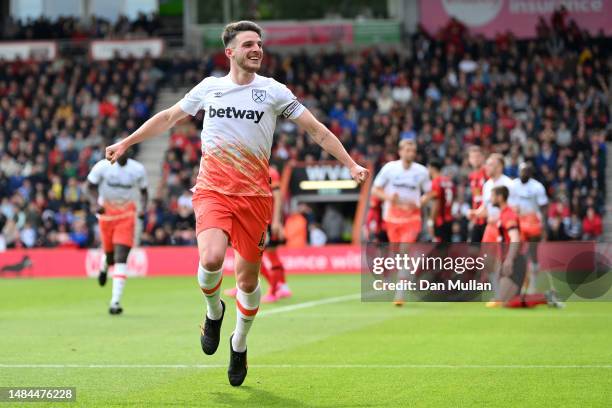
[87,160,107,185]
[536,183,549,206]
[178,78,209,116]
[372,163,390,189]
[273,82,305,119]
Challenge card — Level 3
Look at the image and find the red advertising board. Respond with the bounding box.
[420,0,612,38]
[0,245,361,279]
[0,243,602,279]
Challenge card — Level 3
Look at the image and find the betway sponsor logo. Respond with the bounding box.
[208,106,264,123]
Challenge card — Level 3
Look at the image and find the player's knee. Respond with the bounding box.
[200,249,225,271]
[236,278,258,293]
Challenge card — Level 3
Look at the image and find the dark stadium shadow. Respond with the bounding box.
[209,386,308,407]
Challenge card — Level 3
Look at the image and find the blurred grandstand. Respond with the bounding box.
[0,1,610,250]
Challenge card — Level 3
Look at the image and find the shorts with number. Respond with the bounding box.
[98,202,137,253]
[192,189,272,263]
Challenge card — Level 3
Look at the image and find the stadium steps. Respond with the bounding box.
[137,87,189,198]
[605,142,612,241]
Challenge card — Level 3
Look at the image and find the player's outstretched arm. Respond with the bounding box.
[293,109,369,183]
[105,103,189,163]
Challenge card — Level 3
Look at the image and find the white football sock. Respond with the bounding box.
[198,263,223,320]
[111,263,127,305]
[232,283,261,352]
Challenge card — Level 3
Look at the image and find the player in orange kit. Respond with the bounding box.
[104,21,368,386]
[87,152,148,315]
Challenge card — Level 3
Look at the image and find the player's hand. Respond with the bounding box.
[95,204,105,215]
[138,211,145,221]
[105,140,128,164]
[350,164,369,184]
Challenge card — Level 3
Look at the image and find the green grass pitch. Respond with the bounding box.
[1,274,611,407]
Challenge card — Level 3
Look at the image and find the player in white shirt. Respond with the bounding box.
[87,153,148,315]
[372,139,430,306]
[104,21,368,386]
[511,162,548,293]
[372,139,431,244]
[469,153,514,242]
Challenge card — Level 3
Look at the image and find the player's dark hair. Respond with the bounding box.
[222,21,263,47]
[428,158,443,170]
[492,186,509,202]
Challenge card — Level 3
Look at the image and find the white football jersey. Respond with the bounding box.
[179,74,305,196]
[482,174,514,220]
[373,160,431,219]
[510,178,548,215]
[87,158,147,205]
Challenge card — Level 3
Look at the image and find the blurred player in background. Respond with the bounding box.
[372,139,430,244]
[488,186,562,309]
[225,165,291,302]
[469,153,514,243]
[467,146,487,242]
[511,162,548,293]
[372,139,430,306]
[422,158,455,243]
[104,21,368,386]
[87,151,148,315]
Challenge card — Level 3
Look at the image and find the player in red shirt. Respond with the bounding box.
[422,158,454,242]
[487,186,563,309]
[467,146,487,242]
[105,21,369,386]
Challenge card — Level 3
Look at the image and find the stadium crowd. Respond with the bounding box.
[0,55,163,249]
[1,13,161,40]
[0,9,610,249]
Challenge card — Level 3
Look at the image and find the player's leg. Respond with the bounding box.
[393,220,421,306]
[109,243,130,315]
[98,218,114,287]
[226,194,271,386]
[99,251,113,287]
[497,253,560,308]
[192,190,233,355]
[260,256,278,303]
[268,249,291,299]
[229,251,261,386]
[107,213,137,314]
[197,228,229,354]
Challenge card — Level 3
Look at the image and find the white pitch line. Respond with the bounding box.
[1,364,611,369]
[258,293,361,317]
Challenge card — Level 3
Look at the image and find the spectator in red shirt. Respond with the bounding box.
[582,207,602,240]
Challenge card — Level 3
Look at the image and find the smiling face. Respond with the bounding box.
[226,30,263,74]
